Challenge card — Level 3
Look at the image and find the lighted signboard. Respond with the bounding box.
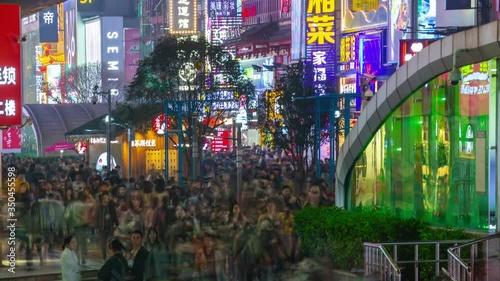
[2,127,22,153]
[418,0,436,34]
[343,0,388,31]
[306,0,336,94]
[101,17,124,97]
[360,37,381,75]
[125,28,140,83]
[169,0,197,34]
[339,34,359,72]
[239,57,275,90]
[210,17,241,46]
[459,62,490,117]
[291,0,305,61]
[0,4,22,126]
[152,114,172,135]
[399,39,436,66]
[211,130,230,152]
[64,0,77,70]
[77,0,104,12]
[39,6,58,42]
[208,0,237,17]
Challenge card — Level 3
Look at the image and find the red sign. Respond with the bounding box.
[75,141,87,154]
[211,130,230,152]
[2,127,22,153]
[152,114,171,135]
[0,4,22,126]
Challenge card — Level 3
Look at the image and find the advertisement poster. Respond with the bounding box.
[125,28,140,84]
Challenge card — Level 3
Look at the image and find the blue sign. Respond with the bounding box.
[39,6,58,42]
[208,0,237,17]
[101,17,124,98]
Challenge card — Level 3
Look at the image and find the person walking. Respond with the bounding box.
[61,235,81,281]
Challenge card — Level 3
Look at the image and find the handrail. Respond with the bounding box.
[448,233,500,250]
[364,242,401,281]
[445,233,500,281]
[366,239,471,280]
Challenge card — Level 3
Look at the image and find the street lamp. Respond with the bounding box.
[233,117,243,204]
[92,85,112,174]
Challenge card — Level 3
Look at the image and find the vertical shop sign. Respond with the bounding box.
[306,0,336,94]
[208,0,237,17]
[39,6,58,42]
[101,17,124,97]
[125,29,140,84]
[64,0,77,70]
[0,4,22,126]
[170,0,197,34]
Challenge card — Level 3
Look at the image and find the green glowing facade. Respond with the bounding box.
[350,59,497,231]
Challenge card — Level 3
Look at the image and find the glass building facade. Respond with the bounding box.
[350,59,498,231]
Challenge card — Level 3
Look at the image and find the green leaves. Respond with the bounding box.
[294,207,474,275]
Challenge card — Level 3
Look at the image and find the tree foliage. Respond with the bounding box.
[125,35,255,178]
[256,62,328,173]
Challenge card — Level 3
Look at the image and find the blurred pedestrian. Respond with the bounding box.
[97,239,127,281]
[61,235,81,281]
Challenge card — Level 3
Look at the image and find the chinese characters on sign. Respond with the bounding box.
[170,0,197,34]
[131,139,157,148]
[339,34,359,72]
[306,0,336,95]
[152,114,172,135]
[209,0,237,17]
[0,4,22,127]
[39,6,58,43]
[211,130,230,152]
[2,127,22,153]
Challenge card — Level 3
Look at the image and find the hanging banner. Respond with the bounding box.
[39,6,58,42]
[2,127,22,153]
[0,4,22,127]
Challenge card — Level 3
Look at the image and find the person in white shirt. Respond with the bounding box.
[61,235,81,281]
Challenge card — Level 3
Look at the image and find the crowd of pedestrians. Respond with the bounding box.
[1,146,335,281]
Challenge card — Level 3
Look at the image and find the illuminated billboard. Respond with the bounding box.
[39,6,58,42]
[291,0,306,61]
[436,0,476,27]
[64,0,77,70]
[125,28,140,84]
[0,4,22,126]
[208,0,237,17]
[306,0,336,94]
[169,0,197,34]
[343,0,388,32]
[100,17,124,98]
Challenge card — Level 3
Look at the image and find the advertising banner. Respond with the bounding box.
[0,4,22,127]
[306,0,336,94]
[343,0,388,32]
[64,0,77,70]
[125,28,140,84]
[170,0,197,34]
[208,0,237,17]
[2,127,22,153]
[459,61,490,117]
[39,6,58,42]
[101,17,124,97]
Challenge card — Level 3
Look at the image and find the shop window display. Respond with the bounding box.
[350,59,497,231]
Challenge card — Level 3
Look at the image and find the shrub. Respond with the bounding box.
[294,206,474,280]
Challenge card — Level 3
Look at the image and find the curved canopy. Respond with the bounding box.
[23,104,111,156]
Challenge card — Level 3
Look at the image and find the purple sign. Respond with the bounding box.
[125,28,140,84]
[209,0,237,17]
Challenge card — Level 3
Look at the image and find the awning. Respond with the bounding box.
[22,103,112,156]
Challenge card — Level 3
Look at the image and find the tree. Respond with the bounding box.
[126,35,255,179]
[56,61,124,103]
[256,62,329,175]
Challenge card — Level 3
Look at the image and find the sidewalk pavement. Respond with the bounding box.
[0,240,104,280]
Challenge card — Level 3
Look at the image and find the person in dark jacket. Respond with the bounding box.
[98,239,127,281]
[128,230,149,281]
[95,192,119,259]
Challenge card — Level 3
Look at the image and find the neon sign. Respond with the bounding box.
[306,0,336,94]
[169,0,197,34]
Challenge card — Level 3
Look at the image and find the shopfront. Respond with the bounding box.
[350,59,498,231]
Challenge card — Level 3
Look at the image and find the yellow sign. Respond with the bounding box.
[306,0,335,45]
[340,35,356,62]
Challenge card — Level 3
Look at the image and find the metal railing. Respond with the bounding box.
[444,233,500,281]
[365,240,470,280]
[364,242,401,281]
